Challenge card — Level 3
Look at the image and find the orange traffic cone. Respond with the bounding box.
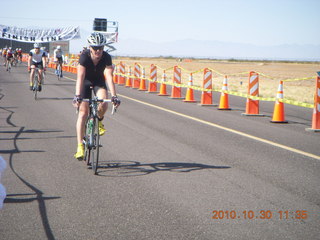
[158,70,169,96]
[183,73,197,103]
[271,80,288,123]
[139,68,147,91]
[218,76,231,110]
[306,76,320,132]
[125,66,132,88]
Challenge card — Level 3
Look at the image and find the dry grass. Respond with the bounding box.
[114,57,319,104]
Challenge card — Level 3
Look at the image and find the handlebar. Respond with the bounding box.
[80,98,117,115]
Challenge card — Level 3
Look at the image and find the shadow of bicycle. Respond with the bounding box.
[94,160,230,177]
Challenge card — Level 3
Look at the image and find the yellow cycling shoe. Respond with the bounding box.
[98,121,106,136]
[74,143,84,160]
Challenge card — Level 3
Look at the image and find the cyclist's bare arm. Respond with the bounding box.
[104,66,116,97]
[42,56,47,69]
[73,64,86,108]
[27,55,32,71]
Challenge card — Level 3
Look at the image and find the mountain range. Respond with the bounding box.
[112,38,320,61]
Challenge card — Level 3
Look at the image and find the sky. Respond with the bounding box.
[1,0,319,58]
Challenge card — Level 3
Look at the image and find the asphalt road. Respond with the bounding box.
[0,62,319,240]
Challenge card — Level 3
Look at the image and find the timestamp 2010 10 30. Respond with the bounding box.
[211,210,308,220]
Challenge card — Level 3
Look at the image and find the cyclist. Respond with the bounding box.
[2,48,7,66]
[12,48,19,66]
[28,43,47,91]
[6,47,14,71]
[53,45,64,78]
[72,32,120,160]
[17,48,23,63]
[41,47,50,69]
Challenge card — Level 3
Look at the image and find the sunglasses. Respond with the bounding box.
[91,46,104,51]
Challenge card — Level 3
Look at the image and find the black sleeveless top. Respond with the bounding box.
[78,49,112,82]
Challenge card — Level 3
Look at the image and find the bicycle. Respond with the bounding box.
[41,69,46,85]
[56,62,62,81]
[6,59,12,72]
[31,67,41,100]
[81,94,117,175]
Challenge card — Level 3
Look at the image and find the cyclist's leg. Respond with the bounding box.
[6,58,9,70]
[95,85,108,119]
[74,81,91,159]
[37,63,44,90]
[59,59,63,77]
[74,102,89,159]
[95,86,108,136]
[77,102,90,143]
[30,65,36,89]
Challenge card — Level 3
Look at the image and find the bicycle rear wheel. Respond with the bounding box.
[91,117,100,175]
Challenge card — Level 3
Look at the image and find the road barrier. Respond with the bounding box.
[170,66,184,99]
[118,61,125,85]
[242,71,264,116]
[37,55,318,131]
[306,76,320,132]
[200,68,214,106]
[133,63,141,89]
[148,64,158,93]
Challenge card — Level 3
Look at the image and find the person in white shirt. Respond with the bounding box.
[28,43,47,91]
[53,45,64,78]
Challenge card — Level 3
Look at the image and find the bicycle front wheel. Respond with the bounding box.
[91,117,100,175]
[84,117,91,165]
[8,61,11,72]
[57,64,61,81]
[33,74,38,100]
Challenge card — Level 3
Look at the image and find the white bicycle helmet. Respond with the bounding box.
[87,32,106,47]
[57,45,61,50]
[34,43,41,48]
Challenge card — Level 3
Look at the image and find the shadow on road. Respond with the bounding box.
[94,160,231,177]
[37,97,73,101]
[1,104,62,240]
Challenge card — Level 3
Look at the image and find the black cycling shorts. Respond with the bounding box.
[81,79,107,99]
[56,57,63,64]
[31,61,43,69]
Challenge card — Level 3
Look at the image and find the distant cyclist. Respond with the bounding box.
[72,32,120,160]
[53,45,64,78]
[28,43,47,91]
[17,48,23,63]
[6,47,14,71]
[2,48,7,66]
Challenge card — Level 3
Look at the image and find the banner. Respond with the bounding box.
[0,25,81,43]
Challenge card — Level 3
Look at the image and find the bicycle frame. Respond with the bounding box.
[81,96,115,174]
